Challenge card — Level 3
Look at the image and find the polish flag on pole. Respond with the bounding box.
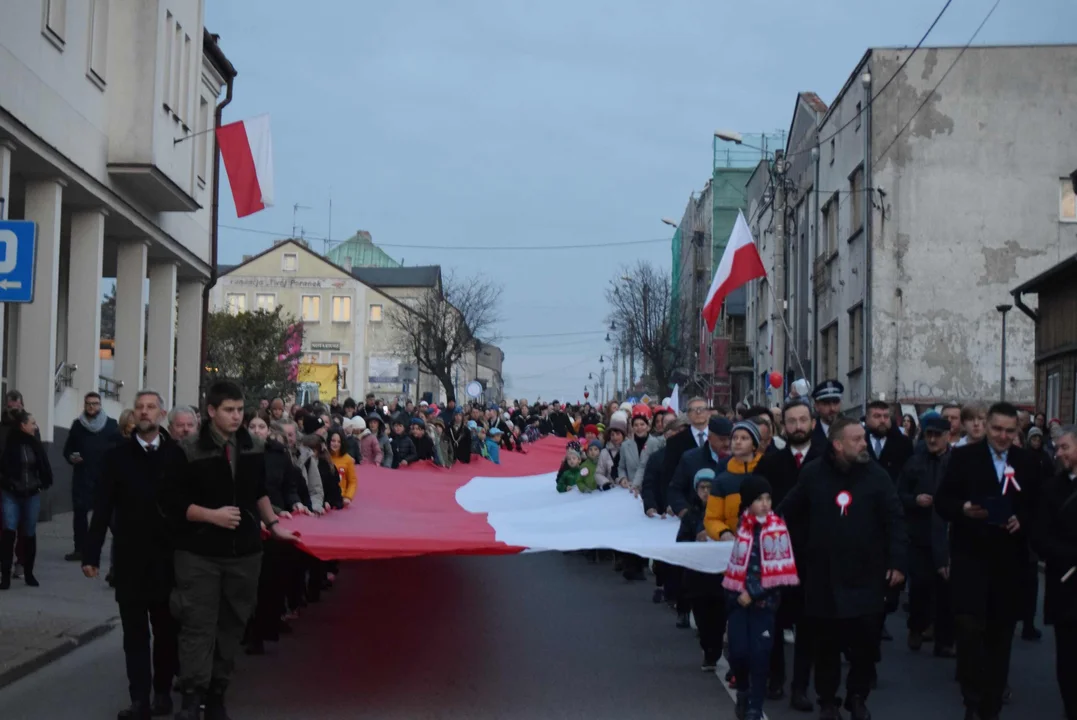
[216,114,274,218]
[701,210,766,333]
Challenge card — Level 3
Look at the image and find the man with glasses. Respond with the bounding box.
[936,402,1042,720]
[62,391,119,563]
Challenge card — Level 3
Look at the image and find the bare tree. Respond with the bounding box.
[387,272,502,402]
[606,261,690,396]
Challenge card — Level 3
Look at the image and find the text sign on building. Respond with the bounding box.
[310,341,341,351]
[223,275,348,290]
[0,221,37,303]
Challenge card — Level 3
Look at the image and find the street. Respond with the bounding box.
[0,551,1065,720]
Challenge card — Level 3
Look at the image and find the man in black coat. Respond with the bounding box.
[810,380,844,447]
[778,416,906,720]
[667,414,733,518]
[896,412,955,655]
[548,400,571,438]
[935,402,1041,720]
[82,390,177,720]
[865,400,914,483]
[62,391,119,562]
[1032,425,1077,720]
[756,399,824,711]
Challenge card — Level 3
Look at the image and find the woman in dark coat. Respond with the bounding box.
[0,411,53,588]
[448,411,472,465]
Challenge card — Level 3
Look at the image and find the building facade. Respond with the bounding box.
[745,45,1077,414]
[1,1,232,442]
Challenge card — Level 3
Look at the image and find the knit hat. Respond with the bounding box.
[608,411,629,433]
[619,402,633,414]
[739,475,773,513]
[693,467,716,490]
[584,424,599,436]
[588,439,603,450]
[566,441,582,458]
[732,420,761,448]
[301,415,324,435]
[410,417,426,429]
[348,416,367,432]
[631,404,652,421]
[708,416,734,437]
[1028,426,1044,439]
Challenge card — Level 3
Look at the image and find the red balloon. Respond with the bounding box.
[769,371,783,389]
[584,391,590,399]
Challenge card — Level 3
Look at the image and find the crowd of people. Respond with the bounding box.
[0,379,1075,720]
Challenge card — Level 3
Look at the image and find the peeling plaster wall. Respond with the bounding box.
[869,45,1077,406]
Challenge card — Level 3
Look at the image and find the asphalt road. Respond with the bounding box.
[0,552,1065,719]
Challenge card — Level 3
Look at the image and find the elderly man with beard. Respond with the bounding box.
[778,416,906,720]
[83,390,178,720]
[167,406,198,442]
[756,399,825,711]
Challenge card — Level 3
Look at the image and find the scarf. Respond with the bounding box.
[78,411,109,433]
[722,510,799,593]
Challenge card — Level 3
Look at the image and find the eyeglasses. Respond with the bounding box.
[688,407,709,414]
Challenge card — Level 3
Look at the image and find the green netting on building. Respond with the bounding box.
[711,167,755,273]
[670,226,683,343]
[326,231,401,269]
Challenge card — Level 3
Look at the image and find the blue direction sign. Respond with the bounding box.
[0,221,37,303]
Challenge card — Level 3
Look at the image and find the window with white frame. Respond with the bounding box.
[170,21,183,114]
[196,97,209,184]
[42,0,67,47]
[850,166,864,234]
[255,293,276,312]
[163,12,174,110]
[225,293,246,315]
[820,322,839,381]
[330,353,350,388]
[332,296,352,323]
[87,0,108,84]
[282,253,298,272]
[1046,370,1061,421]
[1061,178,1076,221]
[369,304,383,322]
[301,295,321,322]
[848,304,864,371]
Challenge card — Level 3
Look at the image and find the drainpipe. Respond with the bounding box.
[199,72,234,402]
[811,145,820,388]
[861,64,873,416]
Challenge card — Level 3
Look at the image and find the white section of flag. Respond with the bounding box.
[244,114,275,208]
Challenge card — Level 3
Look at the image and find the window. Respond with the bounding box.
[754,278,768,327]
[369,304,383,323]
[850,166,864,234]
[855,101,862,131]
[1046,370,1061,421]
[820,323,839,381]
[225,293,246,315]
[848,304,864,371]
[171,22,182,114]
[87,0,108,85]
[301,353,320,365]
[301,295,321,322]
[163,12,173,110]
[42,0,67,47]
[179,32,191,127]
[330,353,350,389]
[282,253,298,272]
[822,196,838,256]
[332,296,352,323]
[829,138,835,166]
[255,293,276,312]
[196,97,209,184]
[1061,178,1076,221]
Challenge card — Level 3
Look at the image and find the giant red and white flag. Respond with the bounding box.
[216,114,274,218]
[285,438,732,573]
[701,210,766,333]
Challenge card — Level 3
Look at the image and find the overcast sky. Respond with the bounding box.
[206,0,1076,404]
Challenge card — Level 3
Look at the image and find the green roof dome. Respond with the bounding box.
[326,231,401,269]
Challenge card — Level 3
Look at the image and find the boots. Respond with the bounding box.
[0,529,15,590]
[172,691,202,720]
[22,535,38,587]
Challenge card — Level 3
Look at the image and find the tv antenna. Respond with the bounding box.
[292,203,312,238]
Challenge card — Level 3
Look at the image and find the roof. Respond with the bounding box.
[203,30,237,80]
[326,231,401,269]
[801,92,828,114]
[1011,253,1077,295]
[215,238,360,282]
[350,266,441,289]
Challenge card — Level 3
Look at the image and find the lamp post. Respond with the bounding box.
[996,303,1012,401]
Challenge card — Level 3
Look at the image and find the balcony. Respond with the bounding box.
[727,343,752,372]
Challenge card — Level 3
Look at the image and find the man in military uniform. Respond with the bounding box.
[811,380,844,447]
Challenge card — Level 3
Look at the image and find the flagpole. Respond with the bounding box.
[765,278,809,393]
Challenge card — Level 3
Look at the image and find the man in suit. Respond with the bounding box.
[810,380,844,447]
[82,390,177,720]
[936,402,1041,720]
[1033,425,1077,720]
[756,398,825,711]
[865,400,913,483]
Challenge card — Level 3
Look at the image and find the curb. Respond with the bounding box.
[0,618,118,691]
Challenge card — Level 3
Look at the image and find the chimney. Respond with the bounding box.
[342,255,352,272]
[242,254,252,262]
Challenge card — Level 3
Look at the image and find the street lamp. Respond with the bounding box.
[997,304,1012,401]
[714,130,744,145]
[661,218,678,229]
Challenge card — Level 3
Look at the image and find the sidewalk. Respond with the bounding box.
[0,512,119,689]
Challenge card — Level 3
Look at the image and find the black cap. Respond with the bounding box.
[812,379,844,402]
[708,416,734,437]
[739,475,773,513]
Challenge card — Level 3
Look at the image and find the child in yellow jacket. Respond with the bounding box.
[704,421,764,539]
[328,428,358,505]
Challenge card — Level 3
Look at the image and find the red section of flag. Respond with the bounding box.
[287,438,566,561]
[702,211,767,333]
[216,120,265,218]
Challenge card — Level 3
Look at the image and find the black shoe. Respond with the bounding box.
[204,692,232,720]
[735,691,748,720]
[819,704,844,720]
[150,694,173,716]
[933,644,956,658]
[766,679,785,700]
[789,689,813,712]
[701,650,718,671]
[173,692,202,720]
[1021,624,1043,641]
[921,624,935,642]
[844,695,871,720]
[24,572,39,587]
[64,551,82,562]
[652,588,664,604]
[908,629,923,651]
[0,574,9,590]
[676,612,690,629]
[117,700,152,720]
